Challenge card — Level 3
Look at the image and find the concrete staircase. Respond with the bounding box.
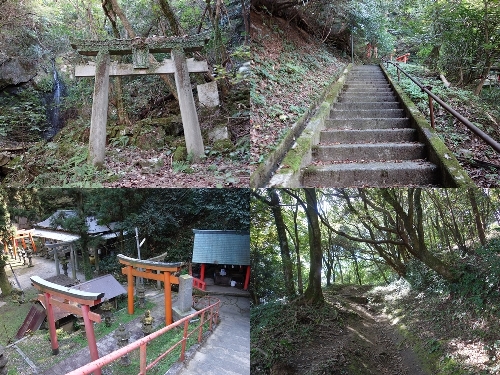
[301,65,439,187]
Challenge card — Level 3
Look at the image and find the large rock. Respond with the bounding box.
[0,56,37,89]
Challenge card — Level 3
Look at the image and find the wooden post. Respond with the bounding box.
[428,94,435,129]
[89,50,110,167]
[81,304,101,375]
[44,292,59,355]
[172,48,204,161]
[126,265,134,315]
[164,271,172,325]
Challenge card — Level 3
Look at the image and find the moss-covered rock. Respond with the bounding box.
[173,146,187,161]
[212,138,235,154]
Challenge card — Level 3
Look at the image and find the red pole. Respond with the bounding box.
[164,272,172,325]
[140,343,147,374]
[244,265,251,290]
[200,263,205,282]
[44,292,59,355]
[198,311,205,342]
[126,265,134,315]
[81,304,101,375]
[29,233,37,252]
[180,320,189,361]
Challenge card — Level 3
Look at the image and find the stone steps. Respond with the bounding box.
[300,65,439,187]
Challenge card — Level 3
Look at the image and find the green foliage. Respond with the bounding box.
[0,89,48,141]
[450,238,500,309]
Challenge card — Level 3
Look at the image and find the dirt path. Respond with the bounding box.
[283,286,429,375]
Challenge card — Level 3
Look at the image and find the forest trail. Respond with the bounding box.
[275,285,429,375]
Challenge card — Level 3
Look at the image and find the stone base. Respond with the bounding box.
[172,306,197,322]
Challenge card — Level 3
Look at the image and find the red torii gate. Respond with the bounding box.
[3,229,37,259]
[30,276,104,375]
[117,254,183,325]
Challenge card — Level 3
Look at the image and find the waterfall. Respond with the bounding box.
[44,61,65,140]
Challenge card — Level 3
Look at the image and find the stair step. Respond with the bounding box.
[343,88,394,93]
[320,129,417,143]
[333,102,401,110]
[330,109,406,119]
[313,142,427,161]
[301,161,438,187]
[345,83,391,88]
[339,93,398,101]
[326,118,410,129]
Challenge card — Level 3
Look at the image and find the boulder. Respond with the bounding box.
[0,57,37,89]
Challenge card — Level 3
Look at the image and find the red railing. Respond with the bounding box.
[65,296,220,375]
[192,277,206,291]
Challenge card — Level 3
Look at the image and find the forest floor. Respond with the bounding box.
[251,282,500,374]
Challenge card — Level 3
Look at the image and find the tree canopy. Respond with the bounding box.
[251,188,500,304]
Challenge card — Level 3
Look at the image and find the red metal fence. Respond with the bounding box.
[65,296,221,375]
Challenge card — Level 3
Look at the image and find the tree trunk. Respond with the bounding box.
[269,189,296,298]
[302,188,324,305]
[292,202,303,294]
[468,188,487,246]
[158,0,184,35]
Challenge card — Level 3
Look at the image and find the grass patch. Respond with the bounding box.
[13,301,155,372]
[0,288,39,346]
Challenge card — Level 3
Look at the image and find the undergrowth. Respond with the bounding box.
[382,237,500,374]
[250,13,347,169]
[385,63,500,187]
[251,299,341,374]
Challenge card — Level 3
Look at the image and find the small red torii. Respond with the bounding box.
[396,53,410,63]
[31,276,104,375]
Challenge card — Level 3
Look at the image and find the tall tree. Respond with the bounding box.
[302,188,324,304]
[252,190,296,298]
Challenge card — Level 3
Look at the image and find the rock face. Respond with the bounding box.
[0,56,37,89]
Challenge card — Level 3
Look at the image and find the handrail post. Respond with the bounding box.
[428,94,435,129]
[397,66,400,81]
[140,343,147,375]
[180,320,189,361]
[198,311,205,342]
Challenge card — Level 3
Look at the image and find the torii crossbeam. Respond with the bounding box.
[71,33,210,166]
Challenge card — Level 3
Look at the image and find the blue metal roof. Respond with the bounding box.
[192,230,250,265]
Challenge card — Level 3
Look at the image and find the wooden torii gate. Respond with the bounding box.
[117,254,183,325]
[30,276,104,375]
[71,33,210,166]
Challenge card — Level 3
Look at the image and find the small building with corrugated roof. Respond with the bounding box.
[191,229,250,290]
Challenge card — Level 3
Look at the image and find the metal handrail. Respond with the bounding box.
[384,60,500,154]
[65,296,221,375]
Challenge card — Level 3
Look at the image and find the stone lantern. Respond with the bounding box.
[141,310,154,336]
[115,324,130,366]
[59,255,69,276]
[136,283,146,309]
[101,300,114,327]
[26,246,34,268]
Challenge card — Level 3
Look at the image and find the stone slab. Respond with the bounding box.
[197,81,219,107]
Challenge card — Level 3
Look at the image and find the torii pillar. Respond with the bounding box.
[71,33,210,167]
